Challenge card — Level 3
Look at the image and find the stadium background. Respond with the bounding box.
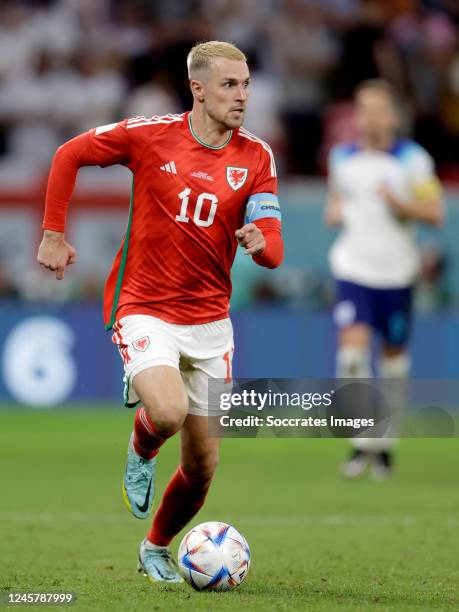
[1,0,459,404]
[0,2,458,611]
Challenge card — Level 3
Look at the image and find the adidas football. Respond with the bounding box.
[178,521,251,591]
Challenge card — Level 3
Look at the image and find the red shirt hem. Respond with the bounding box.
[114,304,230,326]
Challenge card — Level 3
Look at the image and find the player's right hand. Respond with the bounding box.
[37,230,77,280]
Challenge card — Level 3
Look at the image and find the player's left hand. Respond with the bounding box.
[235,223,266,256]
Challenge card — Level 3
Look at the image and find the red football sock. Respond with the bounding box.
[133,406,172,460]
[147,466,213,547]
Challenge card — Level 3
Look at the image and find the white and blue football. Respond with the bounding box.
[178,521,251,591]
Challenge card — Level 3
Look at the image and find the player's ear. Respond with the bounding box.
[190,79,204,103]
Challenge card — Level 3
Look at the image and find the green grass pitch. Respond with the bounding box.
[0,408,458,611]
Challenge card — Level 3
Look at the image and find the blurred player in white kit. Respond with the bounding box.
[325,80,443,479]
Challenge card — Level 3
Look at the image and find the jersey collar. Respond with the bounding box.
[354,138,406,157]
[187,113,233,150]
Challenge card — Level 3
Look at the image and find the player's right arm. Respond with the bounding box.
[324,145,343,228]
[324,192,343,227]
[38,120,140,279]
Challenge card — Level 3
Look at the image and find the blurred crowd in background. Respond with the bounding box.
[0,0,457,310]
[1,0,459,177]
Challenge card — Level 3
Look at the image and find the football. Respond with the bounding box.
[178,521,251,591]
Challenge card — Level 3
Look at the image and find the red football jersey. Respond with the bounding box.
[45,112,279,327]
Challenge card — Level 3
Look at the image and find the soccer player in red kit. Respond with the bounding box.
[37,41,283,583]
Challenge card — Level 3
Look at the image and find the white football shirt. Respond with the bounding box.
[328,140,441,288]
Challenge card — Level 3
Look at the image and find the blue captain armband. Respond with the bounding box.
[245,192,281,224]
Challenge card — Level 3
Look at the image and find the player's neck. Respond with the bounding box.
[360,133,395,152]
[189,110,233,149]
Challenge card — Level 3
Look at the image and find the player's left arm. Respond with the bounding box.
[236,193,283,268]
[381,147,444,226]
[235,145,283,269]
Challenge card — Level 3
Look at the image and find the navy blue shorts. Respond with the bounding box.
[333,280,413,346]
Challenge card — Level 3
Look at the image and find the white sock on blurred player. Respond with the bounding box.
[336,345,372,378]
[351,353,409,455]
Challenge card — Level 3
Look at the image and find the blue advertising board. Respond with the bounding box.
[0,302,458,406]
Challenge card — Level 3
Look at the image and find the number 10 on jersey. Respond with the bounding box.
[176,188,218,227]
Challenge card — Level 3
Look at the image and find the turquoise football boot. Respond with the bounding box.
[138,539,184,584]
[122,434,156,519]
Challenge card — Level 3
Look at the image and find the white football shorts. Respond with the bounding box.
[111,314,234,416]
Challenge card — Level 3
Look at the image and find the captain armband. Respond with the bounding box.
[245,192,281,224]
[412,178,442,203]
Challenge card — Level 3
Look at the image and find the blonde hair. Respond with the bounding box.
[187,41,247,79]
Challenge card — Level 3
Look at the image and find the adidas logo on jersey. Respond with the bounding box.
[160,161,177,174]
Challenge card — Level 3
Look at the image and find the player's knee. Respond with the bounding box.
[143,399,188,436]
[182,449,220,483]
[154,410,187,436]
